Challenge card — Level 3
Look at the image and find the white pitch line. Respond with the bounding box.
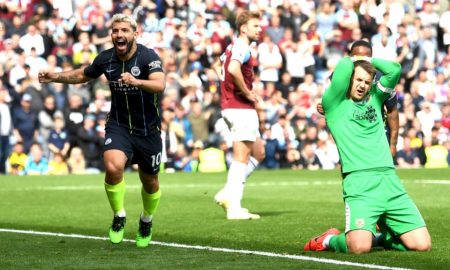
[0,179,449,192]
[0,228,413,270]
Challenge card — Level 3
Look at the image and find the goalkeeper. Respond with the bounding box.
[304,56,431,253]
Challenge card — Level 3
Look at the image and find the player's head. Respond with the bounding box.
[236,10,261,42]
[350,40,372,57]
[111,13,138,57]
[348,60,376,101]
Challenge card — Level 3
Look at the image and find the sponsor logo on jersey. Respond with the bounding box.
[355,218,365,228]
[105,138,112,145]
[131,66,141,76]
[109,81,140,92]
[353,105,377,123]
[148,60,161,70]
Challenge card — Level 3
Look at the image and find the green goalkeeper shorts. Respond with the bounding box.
[342,167,426,236]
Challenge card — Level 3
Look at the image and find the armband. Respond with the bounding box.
[377,81,394,93]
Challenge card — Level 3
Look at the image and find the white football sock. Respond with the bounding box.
[226,161,247,210]
[245,156,259,179]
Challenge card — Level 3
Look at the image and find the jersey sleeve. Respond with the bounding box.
[83,53,104,79]
[384,92,397,112]
[322,57,353,112]
[146,49,164,74]
[230,39,251,64]
[371,58,401,94]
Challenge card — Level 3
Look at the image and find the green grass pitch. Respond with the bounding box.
[1,168,449,270]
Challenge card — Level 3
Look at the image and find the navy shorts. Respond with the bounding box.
[103,123,162,175]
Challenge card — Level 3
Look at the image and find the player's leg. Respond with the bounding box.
[246,137,265,178]
[306,171,381,253]
[103,125,133,244]
[136,171,160,248]
[216,109,260,219]
[134,131,163,247]
[104,149,128,244]
[383,172,431,251]
[399,227,431,251]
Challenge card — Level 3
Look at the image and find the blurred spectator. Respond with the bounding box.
[48,152,69,175]
[6,142,28,175]
[38,95,61,153]
[315,0,337,42]
[265,13,285,45]
[298,142,321,170]
[187,99,211,143]
[396,137,421,168]
[285,141,301,170]
[0,88,11,174]
[257,35,283,84]
[335,0,359,42]
[424,137,448,168]
[197,141,227,173]
[23,143,48,175]
[76,114,103,171]
[67,146,87,175]
[314,135,339,170]
[64,93,85,148]
[12,93,39,153]
[47,112,70,159]
[19,24,45,56]
[160,109,179,173]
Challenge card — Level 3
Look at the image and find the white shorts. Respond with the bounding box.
[221,109,260,142]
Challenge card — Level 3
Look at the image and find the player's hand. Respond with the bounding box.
[244,91,257,103]
[38,70,53,84]
[119,72,138,86]
[317,103,324,115]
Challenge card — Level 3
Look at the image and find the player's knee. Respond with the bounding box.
[347,240,372,254]
[104,160,124,176]
[410,241,432,252]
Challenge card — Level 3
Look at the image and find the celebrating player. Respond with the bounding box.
[39,14,165,248]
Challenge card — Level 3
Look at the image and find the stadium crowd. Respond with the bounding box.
[0,0,448,175]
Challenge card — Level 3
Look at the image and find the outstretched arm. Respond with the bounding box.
[39,68,91,84]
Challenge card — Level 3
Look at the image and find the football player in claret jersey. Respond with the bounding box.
[304,55,431,254]
[213,10,265,220]
[39,13,165,248]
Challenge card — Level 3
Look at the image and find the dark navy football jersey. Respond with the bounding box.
[84,44,164,136]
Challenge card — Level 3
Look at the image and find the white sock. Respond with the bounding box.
[245,156,259,179]
[323,235,333,248]
[115,210,126,217]
[140,213,152,223]
[226,161,247,210]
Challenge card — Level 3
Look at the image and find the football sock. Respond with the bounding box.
[105,180,126,216]
[245,156,259,179]
[141,188,161,219]
[226,161,247,210]
[328,233,348,253]
[379,233,408,251]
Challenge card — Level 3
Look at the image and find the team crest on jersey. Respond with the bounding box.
[353,105,377,123]
[148,60,161,70]
[131,66,141,76]
[355,218,365,228]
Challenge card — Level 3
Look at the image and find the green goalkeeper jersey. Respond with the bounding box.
[322,57,401,173]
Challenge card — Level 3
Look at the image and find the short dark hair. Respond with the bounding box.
[350,40,372,54]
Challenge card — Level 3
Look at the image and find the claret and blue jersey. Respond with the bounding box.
[84,43,164,136]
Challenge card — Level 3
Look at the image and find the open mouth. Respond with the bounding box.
[116,40,128,50]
